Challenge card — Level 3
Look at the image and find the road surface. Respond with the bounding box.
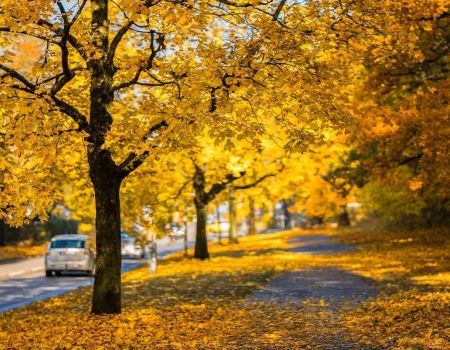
[0,236,194,313]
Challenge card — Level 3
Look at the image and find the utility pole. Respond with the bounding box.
[215,205,222,244]
[183,209,188,257]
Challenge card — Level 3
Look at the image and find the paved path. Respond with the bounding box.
[0,236,195,313]
[286,234,357,255]
[252,267,377,307]
[0,256,45,279]
[251,233,380,350]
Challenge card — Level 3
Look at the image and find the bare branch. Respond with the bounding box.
[215,0,257,8]
[56,0,70,28]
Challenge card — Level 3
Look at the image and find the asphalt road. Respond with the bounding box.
[0,236,194,313]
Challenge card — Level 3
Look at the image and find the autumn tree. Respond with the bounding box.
[1,0,309,314]
[1,0,389,314]
[330,0,450,226]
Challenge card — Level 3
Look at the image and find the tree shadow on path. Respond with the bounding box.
[287,234,357,255]
[251,267,378,308]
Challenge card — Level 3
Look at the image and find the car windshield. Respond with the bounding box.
[50,239,85,249]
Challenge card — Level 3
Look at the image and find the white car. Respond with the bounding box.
[121,244,144,259]
[45,234,95,277]
[121,233,143,259]
[169,229,185,240]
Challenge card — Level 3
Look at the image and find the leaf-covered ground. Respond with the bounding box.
[0,228,449,349]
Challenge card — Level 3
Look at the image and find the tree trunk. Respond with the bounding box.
[0,220,5,246]
[88,0,122,314]
[193,165,210,260]
[216,205,222,244]
[228,191,238,244]
[183,210,188,257]
[89,151,123,314]
[282,199,291,229]
[338,205,351,227]
[271,201,277,228]
[247,197,257,235]
[194,203,209,260]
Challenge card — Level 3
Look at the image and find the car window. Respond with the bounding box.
[50,240,86,249]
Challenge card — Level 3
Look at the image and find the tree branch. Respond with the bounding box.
[36,19,88,61]
[118,120,169,176]
[232,163,285,190]
[49,96,91,134]
[0,63,90,134]
[206,171,246,203]
[112,30,165,91]
[51,1,79,96]
[107,20,134,67]
[398,153,423,166]
[0,64,36,91]
[272,0,287,21]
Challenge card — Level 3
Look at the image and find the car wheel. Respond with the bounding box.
[45,270,53,277]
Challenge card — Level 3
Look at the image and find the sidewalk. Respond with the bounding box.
[0,256,44,279]
[0,228,448,349]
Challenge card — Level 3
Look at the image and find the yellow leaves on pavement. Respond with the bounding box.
[1,228,449,349]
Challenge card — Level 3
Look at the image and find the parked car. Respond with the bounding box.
[121,233,144,259]
[122,243,144,258]
[45,234,95,277]
[169,229,185,240]
[169,224,185,240]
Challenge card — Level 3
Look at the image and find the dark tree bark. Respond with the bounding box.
[192,164,246,258]
[228,190,238,244]
[215,205,222,244]
[87,0,127,314]
[88,150,123,314]
[247,197,257,235]
[0,220,5,246]
[282,199,291,229]
[193,164,210,260]
[191,162,280,257]
[271,201,277,228]
[338,205,351,226]
[194,202,209,260]
[183,210,188,257]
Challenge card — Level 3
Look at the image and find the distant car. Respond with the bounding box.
[169,229,185,240]
[122,243,144,259]
[45,234,95,277]
[121,233,143,259]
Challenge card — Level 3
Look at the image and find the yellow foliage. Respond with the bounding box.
[0,243,46,262]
